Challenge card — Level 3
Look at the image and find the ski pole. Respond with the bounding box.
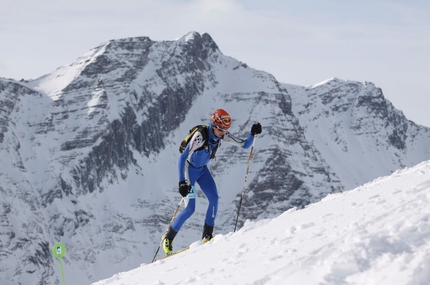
[151,197,183,262]
[234,135,257,232]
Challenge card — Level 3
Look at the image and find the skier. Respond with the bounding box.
[162,108,262,255]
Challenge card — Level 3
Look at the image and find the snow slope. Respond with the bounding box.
[91,160,430,285]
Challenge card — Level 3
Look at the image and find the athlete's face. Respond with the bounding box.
[213,126,226,138]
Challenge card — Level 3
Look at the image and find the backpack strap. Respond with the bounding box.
[203,126,222,160]
[194,125,221,160]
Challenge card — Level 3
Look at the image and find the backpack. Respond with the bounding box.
[179,125,220,159]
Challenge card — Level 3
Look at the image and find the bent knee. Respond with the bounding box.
[183,204,196,215]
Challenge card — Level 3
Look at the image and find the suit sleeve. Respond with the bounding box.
[222,131,254,149]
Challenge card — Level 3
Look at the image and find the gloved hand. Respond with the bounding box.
[178,181,191,197]
[251,123,262,136]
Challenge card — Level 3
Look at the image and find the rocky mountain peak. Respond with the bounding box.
[1,32,430,285]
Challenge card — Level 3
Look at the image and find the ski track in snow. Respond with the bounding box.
[92,161,430,285]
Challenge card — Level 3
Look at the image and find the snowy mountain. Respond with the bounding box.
[93,159,430,285]
[286,79,430,190]
[1,31,430,284]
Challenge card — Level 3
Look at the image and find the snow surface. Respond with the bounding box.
[91,160,430,285]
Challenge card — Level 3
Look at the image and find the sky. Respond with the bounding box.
[90,160,430,285]
[0,0,429,126]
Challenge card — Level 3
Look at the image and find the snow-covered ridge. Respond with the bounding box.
[93,160,430,285]
[286,78,430,190]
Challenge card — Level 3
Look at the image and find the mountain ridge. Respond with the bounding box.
[1,31,429,284]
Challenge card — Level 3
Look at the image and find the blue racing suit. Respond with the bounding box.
[171,124,255,232]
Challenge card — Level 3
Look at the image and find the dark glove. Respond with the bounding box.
[179,181,191,197]
[251,123,262,136]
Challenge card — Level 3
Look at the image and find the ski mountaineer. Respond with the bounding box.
[162,109,262,255]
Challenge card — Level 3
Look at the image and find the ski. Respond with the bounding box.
[152,246,190,262]
[152,237,214,262]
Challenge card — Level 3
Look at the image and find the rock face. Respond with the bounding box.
[286,78,430,190]
[1,32,429,285]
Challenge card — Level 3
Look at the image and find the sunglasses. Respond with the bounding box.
[214,125,227,132]
[220,116,231,123]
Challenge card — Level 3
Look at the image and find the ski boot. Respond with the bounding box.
[202,223,214,243]
[162,226,177,255]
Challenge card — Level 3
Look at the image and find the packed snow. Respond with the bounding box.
[91,160,430,285]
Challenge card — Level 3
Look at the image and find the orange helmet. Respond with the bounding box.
[210,109,232,131]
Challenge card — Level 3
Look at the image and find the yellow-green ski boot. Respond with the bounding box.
[161,236,173,255]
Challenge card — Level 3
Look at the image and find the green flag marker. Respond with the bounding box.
[52,243,67,285]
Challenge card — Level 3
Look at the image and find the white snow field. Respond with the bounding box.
[92,160,430,285]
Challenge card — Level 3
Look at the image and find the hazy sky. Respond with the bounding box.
[1,0,429,126]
